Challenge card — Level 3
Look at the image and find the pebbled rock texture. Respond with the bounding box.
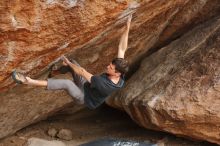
[107,16,220,144]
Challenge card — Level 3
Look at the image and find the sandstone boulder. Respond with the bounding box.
[0,0,219,142]
[107,16,220,144]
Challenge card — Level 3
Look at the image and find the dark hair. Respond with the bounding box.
[111,58,129,76]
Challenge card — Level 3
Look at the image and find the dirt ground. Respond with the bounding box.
[0,104,217,146]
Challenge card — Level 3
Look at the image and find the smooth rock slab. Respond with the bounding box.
[27,138,66,146]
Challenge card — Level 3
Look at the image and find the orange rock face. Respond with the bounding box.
[1,0,219,92]
[0,0,130,91]
[0,0,220,143]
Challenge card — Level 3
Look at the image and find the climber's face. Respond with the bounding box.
[106,63,120,77]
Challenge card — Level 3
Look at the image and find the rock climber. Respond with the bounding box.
[12,14,132,109]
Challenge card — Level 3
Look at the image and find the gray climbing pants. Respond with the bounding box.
[47,60,87,105]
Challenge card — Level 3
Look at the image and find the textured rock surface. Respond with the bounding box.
[107,16,220,144]
[0,0,220,143]
[57,129,73,141]
[1,0,220,91]
[48,128,58,138]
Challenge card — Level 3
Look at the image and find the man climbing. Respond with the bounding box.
[12,14,132,109]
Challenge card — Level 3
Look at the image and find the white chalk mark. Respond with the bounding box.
[46,0,57,5]
[148,95,161,108]
[118,1,140,20]
[67,0,78,7]
[11,15,18,29]
[128,1,140,9]
[46,0,81,8]
[57,42,70,50]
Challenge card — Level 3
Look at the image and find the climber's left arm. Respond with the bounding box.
[117,14,132,59]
